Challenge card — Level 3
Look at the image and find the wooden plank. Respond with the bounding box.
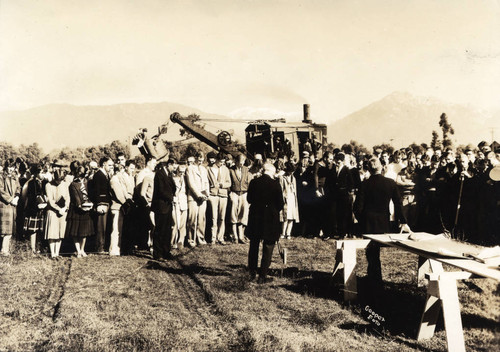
[418,257,444,287]
[332,241,361,301]
[417,280,441,340]
[335,239,371,250]
[439,275,466,352]
[342,241,358,302]
[364,234,500,281]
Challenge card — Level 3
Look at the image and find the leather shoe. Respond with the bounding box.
[163,252,175,260]
[249,270,257,282]
[257,276,274,284]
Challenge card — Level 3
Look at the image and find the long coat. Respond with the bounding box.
[0,174,20,235]
[246,174,284,241]
[65,179,93,238]
[278,174,300,222]
[354,174,406,234]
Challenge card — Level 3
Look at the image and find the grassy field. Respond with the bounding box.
[0,237,498,351]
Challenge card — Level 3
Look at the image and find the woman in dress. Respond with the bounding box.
[44,169,69,258]
[24,164,48,254]
[279,162,299,239]
[0,159,21,256]
[65,165,93,257]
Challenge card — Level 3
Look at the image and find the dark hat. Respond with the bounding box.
[52,159,69,167]
[478,140,488,149]
[465,144,475,152]
[207,151,217,160]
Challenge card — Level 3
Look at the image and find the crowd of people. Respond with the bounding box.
[297,142,500,246]
[0,140,499,262]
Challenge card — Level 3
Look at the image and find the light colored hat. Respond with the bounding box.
[490,165,500,181]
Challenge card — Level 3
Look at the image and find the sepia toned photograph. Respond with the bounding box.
[0,1,499,351]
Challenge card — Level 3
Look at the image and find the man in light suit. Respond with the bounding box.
[151,158,177,260]
[207,152,231,244]
[172,164,188,248]
[229,154,252,243]
[186,151,210,247]
[134,155,157,251]
[109,162,129,256]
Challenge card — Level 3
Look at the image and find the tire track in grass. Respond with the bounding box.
[153,258,234,328]
[23,257,73,351]
[26,257,72,322]
[49,259,72,321]
[149,257,251,349]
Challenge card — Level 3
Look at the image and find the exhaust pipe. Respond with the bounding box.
[303,104,312,123]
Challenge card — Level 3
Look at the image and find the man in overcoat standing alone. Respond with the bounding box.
[246,163,284,284]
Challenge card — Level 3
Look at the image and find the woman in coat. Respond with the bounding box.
[44,169,69,258]
[279,162,299,239]
[0,159,21,256]
[23,164,48,254]
[65,166,93,258]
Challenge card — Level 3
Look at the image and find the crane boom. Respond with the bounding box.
[169,112,250,159]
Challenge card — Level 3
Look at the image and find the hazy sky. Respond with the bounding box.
[1,0,499,123]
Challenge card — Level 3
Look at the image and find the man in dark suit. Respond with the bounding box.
[151,158,177,260]
[354,157,411,283]
[246,163,284,284]
[314,151,336,238]
[294,151,315,237]
[89,157,113,253]
[332,152,354,238]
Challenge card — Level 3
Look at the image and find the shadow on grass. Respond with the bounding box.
[144,260,232,278]
[461,313,500,331]
[277,268,337,300]
[337,322,439,352]
[277,267,438,338]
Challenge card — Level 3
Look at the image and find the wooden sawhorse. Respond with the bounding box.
[332,239,474,352]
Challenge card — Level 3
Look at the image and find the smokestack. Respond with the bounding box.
[303,104,312,123]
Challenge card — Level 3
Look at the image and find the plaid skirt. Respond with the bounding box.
[0,204,16,235]
[23,211,45,233]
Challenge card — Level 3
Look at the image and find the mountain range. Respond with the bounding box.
[329,92,500,149]
[1,92,499,153]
